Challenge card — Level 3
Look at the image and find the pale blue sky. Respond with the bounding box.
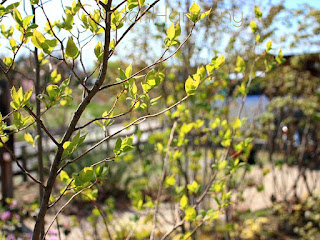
[284,0,319,9]
[0,0,319,70]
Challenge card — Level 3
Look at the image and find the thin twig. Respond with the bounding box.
[150,121,177,240]
[60,96,189,171]
[101,24,196,91]
[43,181,98,240]
[48,179,74,208]
[112,0,127,12]
[110,0,161,53]
[94,204,113,240]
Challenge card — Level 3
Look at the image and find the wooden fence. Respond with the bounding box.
[0,119,163,201]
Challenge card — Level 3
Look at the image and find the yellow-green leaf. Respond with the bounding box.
[10,38,16,49]
[266,40,272,52]
[65,37,79,59]
[254,6,262,20]
[24,133,34,147]
[235,56,245,73]
[250,20,257,33]
[23,15,34,28]
[180,195,188,209]
[167,24,175,40]
[185,207,196,221]
[138,0,145,6]
[233,118,242,129]
[215,55,225,69]
[165,175,176,186]
[32,30,46,49]
[255,34,261,42]
[189,2,201,15]
[50,70,61,83]
[110,39,115,50]
[200,9,211,20]
[187,180,199,194]
[185,75,200,95]
[63,141,71,149]
[125,64,132,78]
[59,170,70,182]
[23,88,33,102]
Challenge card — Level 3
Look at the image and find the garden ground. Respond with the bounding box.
[7,163,319,239]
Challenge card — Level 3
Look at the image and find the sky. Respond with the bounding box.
[0,0,319,70]
[284,0,319,8]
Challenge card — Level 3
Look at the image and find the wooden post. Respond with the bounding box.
[0,80,14,203]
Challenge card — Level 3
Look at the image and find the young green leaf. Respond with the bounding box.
[63,141,71,149]
[165,23,181,47]
[254,6,262,20]
[200,9,211,20]
[187,180,200,194]
[185,75,200,95]
[185,207,196,221]
[255,34,261,42]
[113,135,135,156]
[266,40,272,52]
[206,55,226,74]
[125,64,132,78]
[23,15,34,29]
[0,136,9,147]
[59,170,70,183]
[167,24,175,40]
[13,8,23,26]
[9,38,16,50]
[50,70,61,83]
[65,37,80,59]
[74,167,94,187]
[233,118,242,129]
[165,175,176,186]
[32,30,46,49]
[114,138,122,155]
[127,0,139,10]
[130,82,138,98]
[110,39,115,50]
[180,195,189,209]
[186,2,202,23]
[275,49,286,64]
[24,133,34,147]
[3,57,13,67]
[190,2,201,15]
[235,56,245,73]
[250,20,258,33]
[10,87,32,109]
[138,0,145,6]
[94,41,104,61]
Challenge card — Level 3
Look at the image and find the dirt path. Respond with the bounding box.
[3,165,320,239]
[237,164,320,211]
